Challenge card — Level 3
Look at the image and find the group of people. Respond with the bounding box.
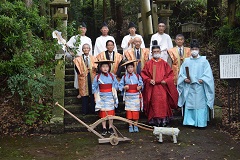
[67,20,215,136]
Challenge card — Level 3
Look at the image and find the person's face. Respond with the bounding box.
[191,47,200,57]
[152,48,161,57]
[82,44,90,55]
[78,27,87,35]
[158,23,165,34]
[129,27,136,35]
[126,65,134,74]
[191,47,199,51]
[101,26,109,36]
[134,38,142,49]
[106,42,114,52]
[175,37,184,47]
[101,64,110,73]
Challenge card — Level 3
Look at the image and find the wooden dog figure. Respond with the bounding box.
[153,127,180,143]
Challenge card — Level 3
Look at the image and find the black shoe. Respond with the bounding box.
[102,128,107,136]
[108,128,114,135]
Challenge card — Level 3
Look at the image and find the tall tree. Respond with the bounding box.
[206,0,221,35]
[116,0,123,44]
[110,0,116,21]
[103,0,107,21]
[228,0,237,27]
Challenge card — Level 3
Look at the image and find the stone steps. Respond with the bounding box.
[63,62,183,132]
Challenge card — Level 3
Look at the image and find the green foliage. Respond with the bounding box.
[215,25,240,53]
[170,0,207,37]
[25,104,52,125]
[0,1,60,127]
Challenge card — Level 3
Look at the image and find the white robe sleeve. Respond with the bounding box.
[111,36,118,53]
[140,36,145,48]
[94,37,101,56]
[67,36,76,48]
[121,35,129,50]
[167,35,173,49]
[149,35,154,59]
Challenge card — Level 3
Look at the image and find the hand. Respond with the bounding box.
[198,79,203,84]
[137,86,142,91]
[77,95,81,99]
[184,78,191,83]
[124,85,129,90]
[128,39,134,45]
[150,79,155,85]
[161,80,166,85]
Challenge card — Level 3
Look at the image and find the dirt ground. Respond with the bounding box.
[0,123,240,160]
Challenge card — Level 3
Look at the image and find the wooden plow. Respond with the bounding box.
[55,102,153,145]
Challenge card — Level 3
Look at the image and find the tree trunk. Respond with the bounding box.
[110,0,116,21]
[228,0,237,27]
[24,0,33,8]
[103,0,107,22]
[116,1,123,44]
[206,0,221,35]
[39,0,46,16]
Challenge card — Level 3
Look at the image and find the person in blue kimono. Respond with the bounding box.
[177,39,215,128]
[119,60,144,133]
[92,60,119,136]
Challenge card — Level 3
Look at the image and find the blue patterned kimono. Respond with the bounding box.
[177,55,215,127]
[92,73,119,111]
[119,73,144,111]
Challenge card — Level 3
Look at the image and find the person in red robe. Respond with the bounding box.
[141,43,179,127]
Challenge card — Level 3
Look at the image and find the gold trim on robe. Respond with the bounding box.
[73,55,97,96]
[96,51,123,75]
[124,48,150,73]
[168,46,191,85]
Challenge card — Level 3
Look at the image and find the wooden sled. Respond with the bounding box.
[55,102,153,145]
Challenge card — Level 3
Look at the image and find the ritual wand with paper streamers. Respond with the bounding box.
[52,30,75,57]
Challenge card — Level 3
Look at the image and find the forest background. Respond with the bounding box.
[0,0,239,139]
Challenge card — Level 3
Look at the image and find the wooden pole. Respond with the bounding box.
[55,102,105,139]
[140,0,153,38]
[153,65,156,81]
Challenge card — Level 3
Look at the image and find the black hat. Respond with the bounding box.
[152,40,160,50]
[101,22,108,28]
[79,22,87,28]
[152,40,158,46]
[128,22,136,29]
[190,39,199,48]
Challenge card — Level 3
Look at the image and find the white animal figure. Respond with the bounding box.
[153,127,180,143]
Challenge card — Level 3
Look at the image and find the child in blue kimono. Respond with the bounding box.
[92,60,119,136]
[119,60,144,132]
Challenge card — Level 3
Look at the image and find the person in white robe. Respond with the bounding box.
[66,22,92,89]
[94,22,117,56]
[121,22,145,55]
[67,22,92,56]
[149,20,173,62]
